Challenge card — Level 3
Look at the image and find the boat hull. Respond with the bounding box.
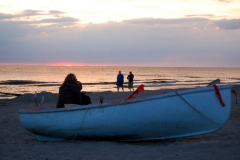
[19,85,232,141]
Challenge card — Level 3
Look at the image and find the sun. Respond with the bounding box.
[47,62,82,66]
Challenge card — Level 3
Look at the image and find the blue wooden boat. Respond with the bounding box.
[19,85,232,141]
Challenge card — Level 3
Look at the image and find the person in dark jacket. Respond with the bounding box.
[127,71,134,91]
[56,73,83,108]
[77,81,91,105]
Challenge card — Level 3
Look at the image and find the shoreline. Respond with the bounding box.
[1,78,239,101]
[0,85,240,159]
[0,85,208,104]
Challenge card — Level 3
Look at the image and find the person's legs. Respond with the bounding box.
[119,83,124,92]
[129,82,133,91]
[117,83,120,92]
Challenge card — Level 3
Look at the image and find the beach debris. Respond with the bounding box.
[207,79,221,86]
[155,80,176,83]
[100,96,103,104]
[34,91,44,107]
[231,89,238,104]
[0,102,9,106]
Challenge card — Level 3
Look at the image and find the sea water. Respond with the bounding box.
[0,66,239,99]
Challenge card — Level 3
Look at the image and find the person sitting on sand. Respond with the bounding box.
[77,81,92,105]
[56,73,83,108]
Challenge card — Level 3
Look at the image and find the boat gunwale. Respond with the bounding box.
[19,85,232,114]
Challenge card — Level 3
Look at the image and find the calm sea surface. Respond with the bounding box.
[0,66,240,99]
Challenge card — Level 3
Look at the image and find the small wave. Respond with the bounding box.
[151,79,174,81]
[227,77,240,80]
[0,92,22,97]
[143,81,176,84]
[83,82,116,85]
[0,80,58,85]
[183,76,203,78]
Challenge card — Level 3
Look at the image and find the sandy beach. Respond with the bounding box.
[0,85,240,160]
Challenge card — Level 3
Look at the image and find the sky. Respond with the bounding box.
[0,0,240,67]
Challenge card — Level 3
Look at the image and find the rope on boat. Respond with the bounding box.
[175,91,222,127]
[70,109,89,141]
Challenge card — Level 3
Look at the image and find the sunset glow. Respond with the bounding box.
[48,63,84,66]
[0,0,240,67]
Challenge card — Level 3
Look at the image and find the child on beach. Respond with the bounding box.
[77,81,92,105]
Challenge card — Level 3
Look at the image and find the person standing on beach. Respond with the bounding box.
[127,71,134,91]
[56,73,83,108]
[116,71,124,92]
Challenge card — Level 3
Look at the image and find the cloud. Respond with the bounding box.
[0,15,239,67]
[0,13,15,20]
[163,55,186,60]
[216,0,233,3]
[0,9,75,22]
[49,10,66,17]
[185,14,228,19]
[185,14,215,18]
[0,9,81,38]
[39,17,80,23]
[0,9,47,20]
[20,9,45,16]
[122,18,209,25]
[215,19,240,29]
